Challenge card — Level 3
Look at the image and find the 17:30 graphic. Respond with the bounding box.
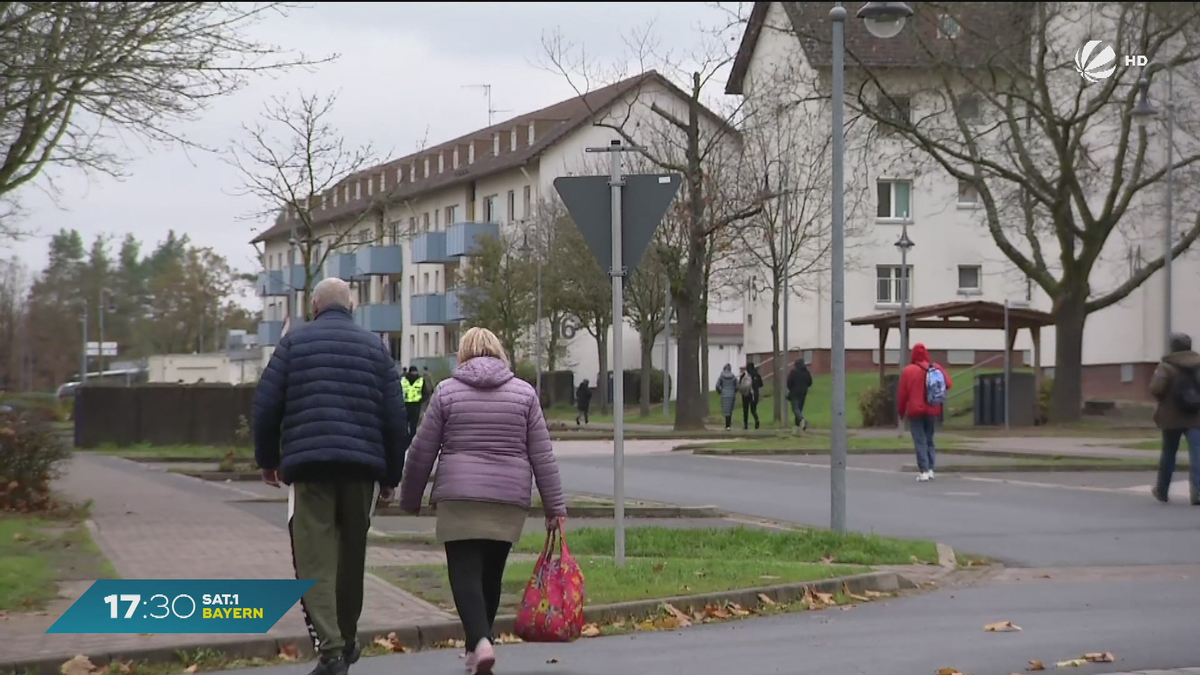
[104,593,197,620]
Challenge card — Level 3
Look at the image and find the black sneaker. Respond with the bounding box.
[308,655,348,675]
[1190,485,1199,506]
[343,643,361,665]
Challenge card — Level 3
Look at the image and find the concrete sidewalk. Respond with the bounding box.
[2,455,452,665]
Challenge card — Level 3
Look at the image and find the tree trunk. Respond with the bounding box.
[596,331,610,416]
[547,314,562,370]
[1051,295,1087,423]
[673,294,706,429]
[639,334,654,418]
[771,283,782,425]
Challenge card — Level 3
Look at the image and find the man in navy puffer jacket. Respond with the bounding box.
[253,277,408,675]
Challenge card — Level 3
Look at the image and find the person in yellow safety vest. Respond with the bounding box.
[401,366,425,438]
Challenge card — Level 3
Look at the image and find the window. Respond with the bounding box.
[957,179,980,205]
[523,185,532,218]
[354,182,361,200]
[343,185,350,203]
[957,265,982,293]
[446,205,458,225]
[484,195,497,222]
[1120,363,1135,383]
[878,95,911,128]
[957,94,981,120]
[434,269,440,292]
[937,14,961,39]
[876,265,912,305]
[434,208,440,229]
[409,335,416,359]
[408,217,416,234]
[747,313,753,326]
[422,213,430,231]
[387,221,401,245]
[507,190,516,222]
[409,274,415,293]
[422,272,429,294]
[422,333,429,356]
[876,180,912,220]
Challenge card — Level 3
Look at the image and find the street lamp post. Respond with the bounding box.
[894,221,914,431]
[98,288,114,373]
[830,0,914,533]
[1132,62,1174,353]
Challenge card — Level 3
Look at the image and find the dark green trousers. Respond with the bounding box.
[288,480,378,657]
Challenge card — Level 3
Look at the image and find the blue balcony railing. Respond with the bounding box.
[411,355,458,375]
[358,245,403,275]
[411,231,454,264]
[353,303,403,333]
[257,271,287,296]
[326,253,358,281]
[258,320,284,346]
[287,264,324,290]
[410,294,446,325]
[445,290,464,323]
[447,222,501,257]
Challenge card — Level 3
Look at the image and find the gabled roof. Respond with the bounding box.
[727,2,1033,96]
[252,70,739,244]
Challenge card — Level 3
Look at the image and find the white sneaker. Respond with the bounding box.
[927,470,936,480]
[916,471,931,482]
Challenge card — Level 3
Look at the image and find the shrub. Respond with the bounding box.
[1037,377,1053,425]
[0,392,66,423]
[234,415,251,446]
[0,411,72,512]
[858,386,894,428]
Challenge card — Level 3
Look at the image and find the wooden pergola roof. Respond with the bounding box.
[849,300,1055,332]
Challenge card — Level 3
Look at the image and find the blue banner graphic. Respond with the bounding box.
[46,579,316,634]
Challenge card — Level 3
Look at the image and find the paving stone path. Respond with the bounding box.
[2,454,452,667]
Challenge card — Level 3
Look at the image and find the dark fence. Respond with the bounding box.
[75,384,255,448]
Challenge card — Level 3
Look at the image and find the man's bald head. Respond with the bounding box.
[311,277,352,314]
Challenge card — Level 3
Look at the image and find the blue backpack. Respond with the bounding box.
[924,366,947,406]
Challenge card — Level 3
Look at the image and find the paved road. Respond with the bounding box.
[224,574,1200,675]
[551,450,1200,568]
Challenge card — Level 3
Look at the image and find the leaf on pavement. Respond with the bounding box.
[864,590,888,599]
[820,556,837,565]
[183,665,198,674]
[546,658,559,664]
[372,632,409,653]
[1055,659,1086,668]
[61,655,97,675]
[116,662,132,675]
[1082,653,1115,663]
[278,643,300,661]
[936,668,969,675]
[727,602,750,617]
[703,604,731,620]
[1027,659,1045,671]
[661,603,692,627]
[842,583,870,602]
[757,592,776,606]
[805,587,836,608]
[495,633,522,644]
[984,621,1022,632]
[580,623,601,638]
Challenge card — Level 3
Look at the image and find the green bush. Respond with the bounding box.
[857,386,893,428]
[0,392,66,423]
[0,411,71,512]
[1037,377,1053,425]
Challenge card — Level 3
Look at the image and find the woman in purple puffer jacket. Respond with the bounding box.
[399,326,567,675]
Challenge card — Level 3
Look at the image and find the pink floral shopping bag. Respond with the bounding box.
[513,522,586,642]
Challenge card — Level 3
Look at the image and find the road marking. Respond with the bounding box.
[942,491,980,496]
[703,455,903,476]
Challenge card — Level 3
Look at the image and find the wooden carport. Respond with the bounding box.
[848,300,1056,395]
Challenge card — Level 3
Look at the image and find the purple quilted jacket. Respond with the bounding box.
[398,356,567,517]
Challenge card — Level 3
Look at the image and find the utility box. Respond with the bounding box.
[974,372,1037,427]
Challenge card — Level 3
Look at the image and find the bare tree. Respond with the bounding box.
[554,209,614,415]
[624,248,670,417]
[776,2,1200,421]
[227,91,398,319]
[457,231,536,362]
[0,257,29,389]
[0,2,326,241]
[542,27,766,430]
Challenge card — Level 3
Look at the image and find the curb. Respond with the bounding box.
[684,446,1152,463]
[936,543,958,569]
[900,463,1166,473]
[224,500,725,519]
[1,571,905,675]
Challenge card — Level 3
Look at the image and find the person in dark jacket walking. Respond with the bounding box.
[716,364,738,430]
[402,366,425,438]
[253,278,408,675]
[1149,333,1200,505]
[738,364,761,430]
[575,379,592,425]
[786,358,814,431]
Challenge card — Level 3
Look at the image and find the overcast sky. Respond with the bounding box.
[8,2,740,280]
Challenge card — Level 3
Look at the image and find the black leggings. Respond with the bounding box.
[742,395,759,428]
[405,403,422,438]
[444,539,512,652]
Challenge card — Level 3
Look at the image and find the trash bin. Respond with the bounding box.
[973,372,1037,427]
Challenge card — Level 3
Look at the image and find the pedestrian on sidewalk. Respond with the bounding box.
[1149,332,1200,505]
[399,326,567,675]
[575,379,592,425]
[738,364,761,430]
[897,343,952,482]
[716,364,738,430]
[252,278,408,675]
[786,357,813,432]
[402,365,426,438]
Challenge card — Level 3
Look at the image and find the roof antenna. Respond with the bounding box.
[462,84,511,127]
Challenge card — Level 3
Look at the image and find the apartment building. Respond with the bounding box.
[251,71,741,390]
[726,1,1200,401]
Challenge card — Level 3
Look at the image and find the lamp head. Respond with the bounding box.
[1132,78,1157,129]
[858,2,914,40]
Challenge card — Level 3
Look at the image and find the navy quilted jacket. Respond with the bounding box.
[252,305,408,486]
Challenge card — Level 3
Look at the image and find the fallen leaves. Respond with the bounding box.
[1054,652,1116,668]
[60,655,97,675]
[495,633,522,645]
[757,592,776,606]
[580,623,601,637]
[1028,660,1045,671]
[277,643,300,661]
[984,621,1022,632]
[372,632,409,653]
[662,602,693,627]
[936,668,969,675]
[183,665,198,674]
[804,587,836,609]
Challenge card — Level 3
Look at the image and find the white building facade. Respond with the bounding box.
[252,72,741,391]
[727,1,1200,402]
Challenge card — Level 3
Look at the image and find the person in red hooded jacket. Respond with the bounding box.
[897,343,953,482]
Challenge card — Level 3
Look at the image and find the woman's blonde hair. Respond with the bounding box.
[458,327,509,366]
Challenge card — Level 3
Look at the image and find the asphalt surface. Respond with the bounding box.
[221,575,1200,675]
[550,451,1200,568]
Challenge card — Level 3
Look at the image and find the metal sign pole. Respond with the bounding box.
[664,278,671,421]
[607,140,628,567]
[1004,300,1011,431]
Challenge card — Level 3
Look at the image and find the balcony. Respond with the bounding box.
[445,290,464,323]
[287,264,324,290]
[447,221,501,257]
[257,271,287,296]
[410,294,446,325]
[411,231,454,264]
[358,245,404,275]
[327,253,358,281]
[258,320,284,346]
[353,303,403,333]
